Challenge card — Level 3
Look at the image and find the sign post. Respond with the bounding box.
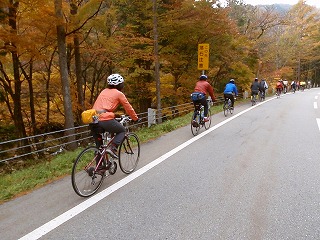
[198,43,209,74]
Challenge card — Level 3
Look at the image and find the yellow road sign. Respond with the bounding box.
[198,43,209,70]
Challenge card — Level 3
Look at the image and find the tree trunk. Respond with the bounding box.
[54,0,76,150]
[70,1,84,122]
[8,1,27,139]
[74,36,84,121]
[45,50,56,125]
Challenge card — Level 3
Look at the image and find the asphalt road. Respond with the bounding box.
[1,88,320,240]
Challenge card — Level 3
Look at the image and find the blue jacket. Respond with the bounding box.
[224,83,238,95]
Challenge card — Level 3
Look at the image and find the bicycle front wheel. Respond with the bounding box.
[204,109,211,130]
[71,146,104,197]
[119,133,140,174]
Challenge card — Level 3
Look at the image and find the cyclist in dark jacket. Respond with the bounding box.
[251,78,261,99]
[259,79,268,99]
[223,79,238,108]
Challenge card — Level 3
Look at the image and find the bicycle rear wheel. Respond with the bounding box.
[204,109,211,130]
[191,112,200,136]
[223,102,228,117]
[229,105,234,114]
[251,95,256,106]
[71,146,104,197]
[119,133,140,174]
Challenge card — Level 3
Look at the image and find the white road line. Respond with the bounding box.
[19,97,275,240]
[317,119,320,132]
[314,102,318,109]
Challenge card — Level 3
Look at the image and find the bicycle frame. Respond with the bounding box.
[94,115,135,165]
[224,98,231,106]
[83,142,110,173]
[223,97,233,116]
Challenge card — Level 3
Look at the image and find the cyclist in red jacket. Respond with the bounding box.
[276,80,283,96]
[191,75,216,122]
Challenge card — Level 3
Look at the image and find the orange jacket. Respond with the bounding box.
[93,88,138,121]
[194,80,215,101]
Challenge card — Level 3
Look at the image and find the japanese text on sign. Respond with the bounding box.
[198,44,209,70]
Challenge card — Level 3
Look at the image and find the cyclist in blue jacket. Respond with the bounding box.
[223,79,238,109]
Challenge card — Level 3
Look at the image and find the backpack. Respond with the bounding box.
[191,92,205,101]
[81,109,98,124]
[261,80,268,89]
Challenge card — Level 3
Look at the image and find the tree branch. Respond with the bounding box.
[66,1,103,36]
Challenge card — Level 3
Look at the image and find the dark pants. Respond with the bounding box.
[90,119,125,148]
[223,93,234,107]
[251,90,259,96]
[193,97,208,116]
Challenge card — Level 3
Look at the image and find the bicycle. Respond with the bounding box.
[276,88,281,98]
[71,115,140,197]
[223,97,234,117]
[191,99,212,136]
[259,91,265,102]
[251,93,258,106]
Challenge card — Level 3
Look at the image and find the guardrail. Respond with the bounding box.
[0,94,243,164]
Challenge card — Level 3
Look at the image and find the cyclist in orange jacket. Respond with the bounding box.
[191,75,216,122]
[92,73,138,162]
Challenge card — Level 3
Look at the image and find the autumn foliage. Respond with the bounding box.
[0,0,319,140]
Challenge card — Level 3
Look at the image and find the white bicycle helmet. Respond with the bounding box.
[107,73,124,85]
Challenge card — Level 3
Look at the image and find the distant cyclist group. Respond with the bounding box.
[274,79,308,96]
[190,74,310,126]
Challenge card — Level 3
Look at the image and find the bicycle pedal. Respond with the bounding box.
[192,120,199,127]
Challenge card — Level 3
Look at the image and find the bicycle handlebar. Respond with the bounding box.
[115,115,132,125]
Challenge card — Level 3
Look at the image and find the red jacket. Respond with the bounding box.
[194,80,215,101]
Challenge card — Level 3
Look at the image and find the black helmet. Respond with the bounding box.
[199,75,208,80]
[255,77,258,81]
[229,79,235,83]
